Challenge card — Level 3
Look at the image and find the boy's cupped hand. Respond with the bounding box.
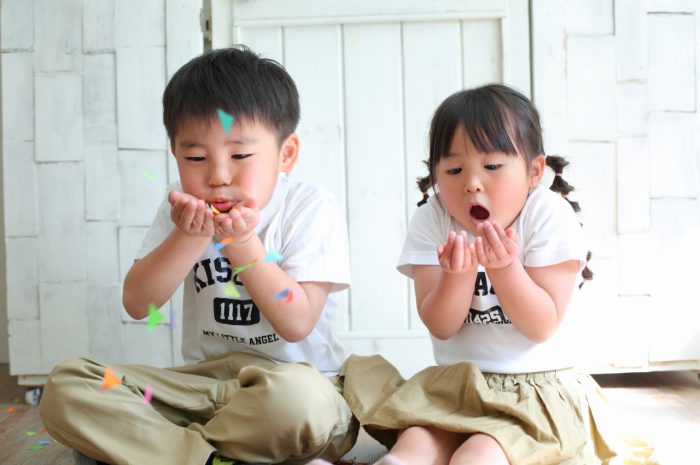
[168,191,216,237]
[438,230,478,275]
[213,198,259,244]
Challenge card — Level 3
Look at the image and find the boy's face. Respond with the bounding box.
[436,124,542,236]
[171,115,298,213]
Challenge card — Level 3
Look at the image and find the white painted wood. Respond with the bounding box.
[402,20,462,329]
[617,137,650,233]
[615,0,648,81]
[649,112,697,198]
[611,297,651,368]
[235,27,283,63]
[0,0,33,51]
[233,0,506,26]
[462,19,502,88]
[531,0,568,155]
[116,47,168,150]
[83,0,115,52]
[567,36,616,141]
[1,53,34,142]
[647,0,696,12]
[118,226,148,283]
[340,332,434,378]
[211,0,233,50]
[566,142,618,258]
[121,322,173,367]
[85,125,120,221]
[5,238,38,321]
[648,199,700,362]
[34,0,82,71]
[35,73,84,162]
[84,53,116,127]
[504,0,531,95]
[39,283,90,371]
[2,140,38,236]
[170,284,185,365]
[617,82,649,136]
[87,285,125,363]
[284,25,345,205]
[344,23,407,331]
[648,13,695,112]
[86,222,120,285]
[8,320,43,375]
[167,151,180,184]
[165,0,203,80]
[115,0,165,47]
[566,0,614,35]
[37,163,87,283]
[618,232,652,296]
[118,150,168,226]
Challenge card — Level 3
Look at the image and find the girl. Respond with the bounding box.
[312,84,654,465]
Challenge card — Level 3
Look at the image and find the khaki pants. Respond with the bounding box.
[39,352,358,465]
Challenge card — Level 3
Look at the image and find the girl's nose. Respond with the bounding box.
[463,176,483,193]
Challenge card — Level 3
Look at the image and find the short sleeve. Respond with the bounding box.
[135,183,178,260]
[278,187,351,293]
[522,191,588,270]
[397,198,451,278]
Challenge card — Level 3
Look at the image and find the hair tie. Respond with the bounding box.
[555,173,562,177]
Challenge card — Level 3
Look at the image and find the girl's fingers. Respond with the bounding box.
[451,234,465,270]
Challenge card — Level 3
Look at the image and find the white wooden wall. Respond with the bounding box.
[1,0,202,383]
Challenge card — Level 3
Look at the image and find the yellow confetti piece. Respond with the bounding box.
[224,282,240,298]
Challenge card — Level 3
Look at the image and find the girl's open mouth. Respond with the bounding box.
[470,205,490,221]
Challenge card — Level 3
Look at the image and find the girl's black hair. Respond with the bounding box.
[162,45,300,145]
[416,84,593,286]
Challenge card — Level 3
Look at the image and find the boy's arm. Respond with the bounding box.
[222,234,331,342]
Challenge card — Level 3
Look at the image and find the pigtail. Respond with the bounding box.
[546,155,594,288]
[416,161,432,207]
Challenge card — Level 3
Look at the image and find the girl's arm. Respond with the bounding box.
[414,231,479,340]
[476,220,579,342]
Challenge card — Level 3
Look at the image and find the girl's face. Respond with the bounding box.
[435,124,543,236]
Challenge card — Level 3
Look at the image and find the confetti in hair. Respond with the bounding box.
[217,109,235,134]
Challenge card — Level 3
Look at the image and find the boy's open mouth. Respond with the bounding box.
[209,200,239,214]
[469,205,490,221]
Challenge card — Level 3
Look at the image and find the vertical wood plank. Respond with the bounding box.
[618,232,652,296]
[166,0,203,80]
[617,82,649,136]
[3,140,37,236]
[566,0,614,35]
[40,283,90,371]
[236,27,283,62]
[617,137,650,233]
[115,0,165,47]
[118,150,168,226]
[34,0,83,72]
[505,0,531,95]
[649,112,697,198]
[87,285,124,363]
[0,53,33,142]
[86,222,120,285]
[8,320,43,375]
[615,0,648,81]
[83,0,115,52]
[344,23,407,331]
[35,73,84,162]
[1,0,33,50]
[462,19,502,88]
[85,125,121,221]
[5,238,38,321]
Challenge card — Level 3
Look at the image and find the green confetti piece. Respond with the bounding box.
[141,170,155,182]
[224,282,240,298]
[26,431,37,436]
[147,304,163,332]
[29,445,44,451]
[233,260,256,275]
[212,456,237,465]
[216,109,234,134]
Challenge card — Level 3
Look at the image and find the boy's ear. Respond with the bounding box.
[279,132,300,173]
[529,154,546,188]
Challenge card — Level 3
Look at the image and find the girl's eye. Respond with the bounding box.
[447,167,462,175]
[232,153,252,160]
[484,164,500,171]
[185,156,205,161]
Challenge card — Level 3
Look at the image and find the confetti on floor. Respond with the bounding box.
[7,407,14,413]
[224,282,240,298]
[37,440,52,446]
[26,431,37,437]
[143,384,153,405]
[102,367,121,390]
[217,109,234,134]
[148,303,164,331]
[263,250,283,263]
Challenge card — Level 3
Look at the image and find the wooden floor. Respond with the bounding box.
[1,363,698,465]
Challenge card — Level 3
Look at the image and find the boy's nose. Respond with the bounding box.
[209,164,232,186]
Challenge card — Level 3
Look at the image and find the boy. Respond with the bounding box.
[39,46,358,465]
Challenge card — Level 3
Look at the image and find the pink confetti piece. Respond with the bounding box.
[143,384,153,405]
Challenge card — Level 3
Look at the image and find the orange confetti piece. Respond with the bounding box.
[7,407,15,413]
[220,237,233,244]
[284,288,296,304]
[102,367,121,390]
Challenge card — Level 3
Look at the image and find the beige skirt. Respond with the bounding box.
[340,355,657,465]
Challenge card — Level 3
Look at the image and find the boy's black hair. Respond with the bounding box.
[163,45,300,145]
[416,84,593,286]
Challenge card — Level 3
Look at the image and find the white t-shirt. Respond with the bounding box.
[136,175,351,376]
[398,185,588,373]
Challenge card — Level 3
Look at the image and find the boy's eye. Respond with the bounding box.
[484,164,500,171]
[232,153,252,160]
[446,167,462,175]
[185,156,205,161]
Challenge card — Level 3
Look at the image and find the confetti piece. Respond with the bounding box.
[7,407,15,413]
[215,237,233,251]
[209,203,221,215]
[284,288,296,304]
[102,367,121,390]
[224,282,240,298]
[143,384,153,405]
[263,250,283,263]
[13,397,20,403]
[233,259,256,275]
[148,303,164,332]
[141,170,155,182]
[26,431,37,436]
[272,288,290,301]
[29,445,44,451]
[37,440,52,446]
[217,109,234,134]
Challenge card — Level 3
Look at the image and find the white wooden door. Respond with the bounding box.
[212,0,530,376]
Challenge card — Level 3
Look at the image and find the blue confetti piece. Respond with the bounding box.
[272,288,290,301]
[37,440,52,446]
[217,109,234,134]
[263,250,283,263]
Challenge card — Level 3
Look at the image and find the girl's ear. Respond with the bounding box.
[279,133,300,173]
[528,154,546,188]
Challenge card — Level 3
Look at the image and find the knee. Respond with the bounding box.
[40,357,97,420]
[450,434,509,465]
